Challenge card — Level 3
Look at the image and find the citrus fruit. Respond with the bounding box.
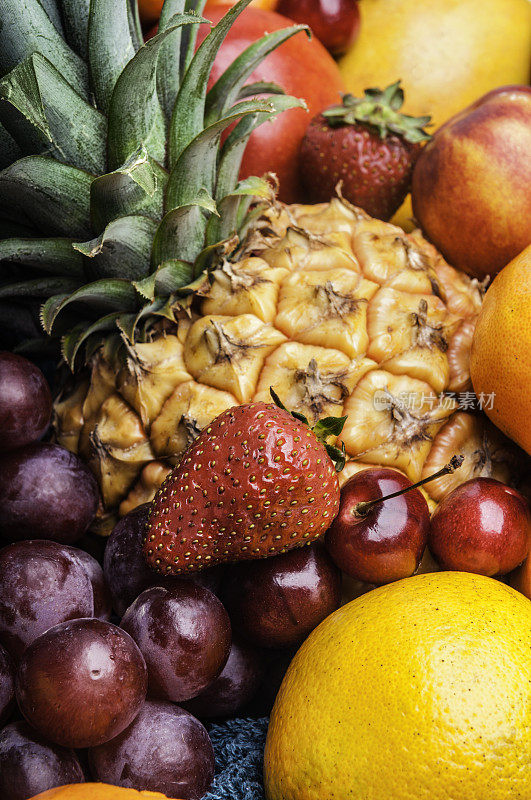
[338,0,531,131]
[470,244,531,454]
[28,785,180,799]
[264,571,531,800]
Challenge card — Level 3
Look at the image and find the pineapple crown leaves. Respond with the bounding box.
[0,0,308,369]
[322,80,432,144]
[269,388,347,473]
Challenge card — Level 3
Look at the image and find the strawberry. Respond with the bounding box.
[143,393,346,575]
[299,81,431,220]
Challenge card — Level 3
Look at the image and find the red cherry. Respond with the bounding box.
[325,468,430,584]
[429,478,530,576]
[276,0,360,55]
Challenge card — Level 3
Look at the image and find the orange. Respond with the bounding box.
[264,572,531,800]
[29,784,180,800]
[470,244,531,454]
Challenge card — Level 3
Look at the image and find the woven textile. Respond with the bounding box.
[204,717,269,800]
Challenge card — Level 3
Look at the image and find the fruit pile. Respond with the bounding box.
[0,0,530,799]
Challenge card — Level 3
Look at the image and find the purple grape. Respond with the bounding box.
[0,443,99,544]
[89,700,214,800]
[0,540,95,659]
[120,582,231,703]
[0,352,52,452]
[72,549,111,621]
[16,619,147,748]
[183,638,264,718]
[104,505,224,616]
[0,645,15,725]
[0,720,84,800]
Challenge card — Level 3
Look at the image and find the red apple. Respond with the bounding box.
[325,468,429,584]
[428,477,530,576]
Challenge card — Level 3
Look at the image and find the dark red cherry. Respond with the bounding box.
[325,468,430,584]
[429,477,530,576]
[276,0,360,55]
[222,543,341,649]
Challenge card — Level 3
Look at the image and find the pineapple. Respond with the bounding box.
[0,0,522,535]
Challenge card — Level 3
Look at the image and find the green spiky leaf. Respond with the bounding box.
[0,54,107,173]
[39,0,65,35]
[73,216,157,280]
[205,25,309,123]
[156,0,186,119]
[169,0,254,167]
[166,98,275,211]
[152,188,218,267]
[0,156,92,237]
[0,277,81,298]
[88,0,138,115]
[42,278,138,334]
[59,0,90,60]
[0,123,21,169]
[108,14,208,169]
[0,237,85,276]
[0,0,89,99]
[61,312,122,368]
[90,146,168,232]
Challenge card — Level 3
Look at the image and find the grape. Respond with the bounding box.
[0,443,99,545]
[0,720,84,800]
[120,582,231,702]
[0,645,15,725]
[183,638,264,718]
[72,549,112,621]
[222,543,341,648]
[0,540,95,659]
[103,505,223,616]
[16,619,147,748]
[89,700,214,800]
[0,352,52,452]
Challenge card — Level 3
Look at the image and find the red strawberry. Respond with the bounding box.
[143,395,346,575]
[299,81,431,220]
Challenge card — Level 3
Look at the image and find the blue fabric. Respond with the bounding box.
[204,717,268,800]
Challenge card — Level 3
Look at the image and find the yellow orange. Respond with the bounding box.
[470,245,531,454]
[265,571,531,800]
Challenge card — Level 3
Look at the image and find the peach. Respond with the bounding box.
[411,85,531,280]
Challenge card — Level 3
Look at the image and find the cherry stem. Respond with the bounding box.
[354,455,464,517]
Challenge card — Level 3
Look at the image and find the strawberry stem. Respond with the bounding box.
[270,387,347,472]
[354,455,464,516]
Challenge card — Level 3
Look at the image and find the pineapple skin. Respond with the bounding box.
[55,199,512,533]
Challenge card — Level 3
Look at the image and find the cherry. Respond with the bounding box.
[222,543,341,649]
[429,478,530,576]
[326,458,463,585]
[509,555,531,600]
[0,352,52,452]
[276,0,360,56]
